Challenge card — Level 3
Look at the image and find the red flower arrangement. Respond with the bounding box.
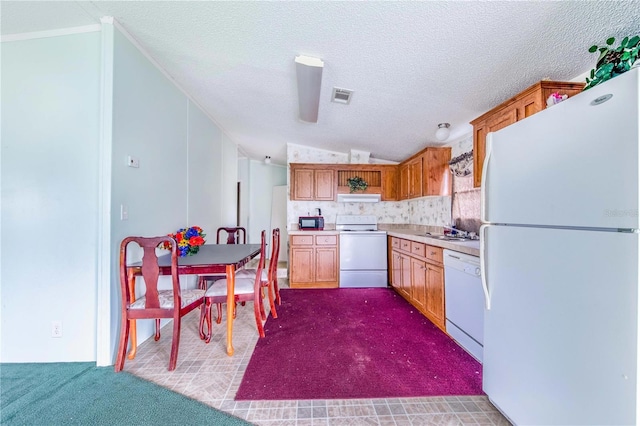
[159,226,206,257]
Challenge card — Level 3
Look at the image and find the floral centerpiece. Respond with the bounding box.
[159,226,206,257]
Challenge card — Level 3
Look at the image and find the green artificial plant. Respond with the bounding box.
[584,35,640,90]
[346,176,368,193]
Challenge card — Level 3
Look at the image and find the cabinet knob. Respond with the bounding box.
[430,251,436,256]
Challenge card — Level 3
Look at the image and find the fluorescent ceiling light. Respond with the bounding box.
[295,55,324,123]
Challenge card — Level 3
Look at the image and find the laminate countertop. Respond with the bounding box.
[385,229,480,257]
[288,229,340,236]
[288,228,479,257]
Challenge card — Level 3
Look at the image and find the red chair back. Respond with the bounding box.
[216,227,247,244]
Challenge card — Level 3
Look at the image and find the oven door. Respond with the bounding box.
[339,231,387,287]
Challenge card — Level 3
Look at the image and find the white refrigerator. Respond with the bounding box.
[481,68,640,425]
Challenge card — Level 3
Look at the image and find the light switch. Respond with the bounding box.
[126,156,139,168]
[120,204,128,220]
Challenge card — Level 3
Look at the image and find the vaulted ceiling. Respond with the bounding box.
[3,1,639,165]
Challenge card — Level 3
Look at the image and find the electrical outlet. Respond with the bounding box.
[51,321,62,338]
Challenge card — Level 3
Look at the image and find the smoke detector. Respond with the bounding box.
[331,87,353,104]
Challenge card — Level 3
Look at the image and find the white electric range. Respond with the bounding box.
[335,215,388,288]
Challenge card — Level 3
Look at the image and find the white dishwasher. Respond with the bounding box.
[443,249,484,362]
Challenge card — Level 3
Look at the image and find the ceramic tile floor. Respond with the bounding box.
[123,279,511,426]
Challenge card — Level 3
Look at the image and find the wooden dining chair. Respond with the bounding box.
[216,226,246,244]
[115,236,205,372]
[238,227,281,317]
[199,230,267,342]
[197,226,248,290]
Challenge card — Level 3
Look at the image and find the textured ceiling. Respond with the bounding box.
[3,1,640,165]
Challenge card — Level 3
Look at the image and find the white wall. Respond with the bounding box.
[108,26,239,358]
[109,26,191,351]
[1,31,102,362]
[238,158,250,233]
[1,23,240,364]
[221,135,239,227]
[188,101,223,234]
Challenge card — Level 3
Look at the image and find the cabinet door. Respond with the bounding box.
[487,107,517,134]
[314,170,335,201]
[473,121,487,188]
[381,168,398,201]
[292,169,314,200]
[399,164,409,200]
[400,253,412,298]
[422,148,451,197]
[290,247,315,284]
[472,108,517,189]
[426,263,445,329]
[390,250,403,289]
[408,158,423,198]
[315,246,338,282]
[515,91,542,121]
[410,257,427,312]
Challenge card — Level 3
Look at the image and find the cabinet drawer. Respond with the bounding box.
[315,235,337,245]
[291,235,314,246]
[391,237,400,249]
[410,242,425,257]
[400,239,411,252]
[425,245,443,263]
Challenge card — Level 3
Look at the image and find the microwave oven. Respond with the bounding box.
[298,216,324,230]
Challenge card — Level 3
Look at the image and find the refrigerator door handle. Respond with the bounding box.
[480,223,491,310]
[480,134,493,223]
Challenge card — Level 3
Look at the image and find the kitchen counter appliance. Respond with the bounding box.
[336,214,387,288]
[443,250,483,362]
[481,68,640,424]
[298,216,324,230]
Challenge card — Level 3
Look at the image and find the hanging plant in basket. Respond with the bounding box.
[584,35,640,90]
[347,176,368,193]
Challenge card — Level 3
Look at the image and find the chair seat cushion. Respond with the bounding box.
[130,289,205,309]
[236,268,268,281]
[204,278,255,297]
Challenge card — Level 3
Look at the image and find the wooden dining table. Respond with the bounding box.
[126,243,262,357]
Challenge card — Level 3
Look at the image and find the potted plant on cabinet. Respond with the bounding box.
[585,35,640,90]
[346,176,368,193]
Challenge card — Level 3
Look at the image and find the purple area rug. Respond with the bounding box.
[235,288,483,400]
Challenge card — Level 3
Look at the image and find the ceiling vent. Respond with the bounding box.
[331,87,353,105]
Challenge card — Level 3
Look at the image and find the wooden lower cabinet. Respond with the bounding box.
[289,234,339,288]
[389,237,445,332]
[425,262,445,328]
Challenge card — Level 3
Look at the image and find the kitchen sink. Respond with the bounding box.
[432,235,476,242]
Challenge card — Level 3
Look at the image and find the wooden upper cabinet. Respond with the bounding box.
[381,167,398,201]
[471,80,585,188]
[314,170,335,201]
[408,157,423,198]
[398,163,409,200]
[290,163,399,201]
[292,169,314,200]
[422,147,452,197]
[290,166,336,201]
[398,147,451,200]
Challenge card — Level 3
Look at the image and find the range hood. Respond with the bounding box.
[337,193,381,203]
